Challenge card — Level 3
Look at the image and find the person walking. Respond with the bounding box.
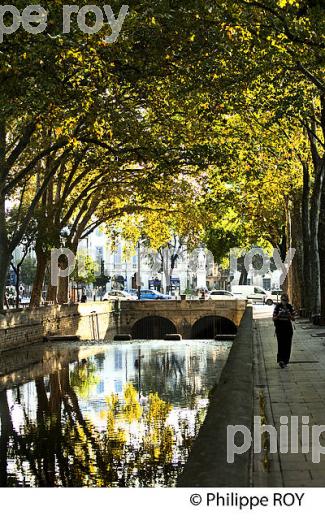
[273,293,295,368]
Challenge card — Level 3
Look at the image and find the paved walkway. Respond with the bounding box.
[253,307,325,486]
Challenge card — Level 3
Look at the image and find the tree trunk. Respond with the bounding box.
[47,283,58,304]
[0,252,10,313]
[0,197,10,312]
[302,162,311,315]
[162,249,170,294]
[290,192,304,310]
[284,195,304,309]
[309,159,325,317]
[284,198,293,298]
[0,117,9,309]
[57,246,76,304]
[239,269,248,285]
[15,266,20,309]
[57,256,69,304]
[238,256,248,285]
[319,169,325,320]
[30,247,48,307]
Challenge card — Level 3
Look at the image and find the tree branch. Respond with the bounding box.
[4,139,67,194]
[238,0,325,49]
[6,122,37,170]
[295,60,325,93]
[10,150,70,251]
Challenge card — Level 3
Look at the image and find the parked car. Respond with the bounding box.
[267,289,283,305]
[102,290,137,301]
[231,285,273,305]
[208,290,236,300]
[142,289,172,300]
[128,289,172,300]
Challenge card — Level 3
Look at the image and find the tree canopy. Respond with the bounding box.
[0,0,324,312]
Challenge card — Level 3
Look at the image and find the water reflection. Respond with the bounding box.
[0,340,231,487]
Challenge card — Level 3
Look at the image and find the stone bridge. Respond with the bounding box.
[117,299,247,339]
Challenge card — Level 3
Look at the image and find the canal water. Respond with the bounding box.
[0,339,232,487]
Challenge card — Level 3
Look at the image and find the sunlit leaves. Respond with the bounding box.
[122,383,142,423]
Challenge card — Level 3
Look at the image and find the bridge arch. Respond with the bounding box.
[131,316,177,340]
[191,315,237,339]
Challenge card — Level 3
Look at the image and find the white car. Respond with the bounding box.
[231,285,273,305]
[208,290,236,300]
[103,290,137,301]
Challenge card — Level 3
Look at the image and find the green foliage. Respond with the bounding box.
[0,0,324,307]
[70,361,100,398]
[70,254,97,285]
[20,256,37,286]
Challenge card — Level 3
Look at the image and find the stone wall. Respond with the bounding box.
[0,302,117,353]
